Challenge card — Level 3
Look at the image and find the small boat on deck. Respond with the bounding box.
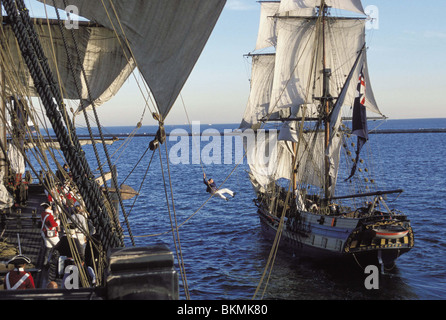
[373,225,410,240]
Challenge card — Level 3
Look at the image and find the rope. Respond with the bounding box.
[180,94,206,175]
[124,148,155,217]
[52,0,132,246]
[158,145,190,300]
[3,0,121,255]
[129,143,245,239]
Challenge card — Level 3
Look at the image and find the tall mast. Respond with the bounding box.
[0,14,7,181]
[321,0,332,202]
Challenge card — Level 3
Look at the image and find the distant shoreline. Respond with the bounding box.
[74,127,446,139]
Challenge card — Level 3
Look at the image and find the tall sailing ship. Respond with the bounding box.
[241,0,414,268]
[0,0,226,299]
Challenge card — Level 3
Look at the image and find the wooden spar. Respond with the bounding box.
[1,16,102,27]
[325,189,404,201]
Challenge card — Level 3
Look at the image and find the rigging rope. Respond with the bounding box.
[52,0,132,245]
[124,147,155,217]
[180,94,206,175]
[3,0,122,255]
[158,144,190,300]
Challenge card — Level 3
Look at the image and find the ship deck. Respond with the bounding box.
[0,183,48,289]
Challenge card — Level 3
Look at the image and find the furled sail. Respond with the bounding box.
[279,0,365,16]
[45,0,226,121]
[3,22,135,113]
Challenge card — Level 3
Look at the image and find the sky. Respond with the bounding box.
[19,1,446,126]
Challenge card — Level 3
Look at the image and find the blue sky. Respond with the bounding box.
[18,1,446,126]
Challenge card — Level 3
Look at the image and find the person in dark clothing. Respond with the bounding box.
[203,173,235,201]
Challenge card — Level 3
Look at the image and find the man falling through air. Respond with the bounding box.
[203,173,235,201]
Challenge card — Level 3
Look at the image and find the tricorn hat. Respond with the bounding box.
[7,254,31,266]
[40,202,51,208]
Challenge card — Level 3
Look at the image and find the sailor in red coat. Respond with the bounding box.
[4,255,35,290]
[40,202,60,248]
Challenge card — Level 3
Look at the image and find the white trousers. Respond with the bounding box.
[41,232,60,248]
[214,188,234,200]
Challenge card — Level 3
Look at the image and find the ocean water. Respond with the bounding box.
[70,119,445,299]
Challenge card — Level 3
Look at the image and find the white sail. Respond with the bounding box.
[279,0,365,16]
[269,17,380,116]
[240,54,275,130]
[255,1,280,50]
[7,143,25,174]
[3,23,134,112]
[278,123,341,190]
[244,130,293,189]
[241,1,281,130]
[45,0,226,121]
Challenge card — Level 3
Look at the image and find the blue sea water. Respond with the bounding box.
[73,118,446,299]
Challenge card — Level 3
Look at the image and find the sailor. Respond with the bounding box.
[203,173,236,201]
[40,202,60,249]
[3,255,35,290]
[68,205,90,254]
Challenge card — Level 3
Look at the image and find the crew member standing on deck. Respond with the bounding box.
[203,173,236,201]
[4,255,35,290]
[40,202,60,249]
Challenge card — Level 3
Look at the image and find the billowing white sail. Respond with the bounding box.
[245,129,293,189]
[255,1,280,50]
[241,0,383,200]
[45,0,226,121]
[279,0,365,16]
[278,122,341,191]
[3,22,134,112]
[241,1,280,130]
[240,54,275,130]
[269,17,380,116]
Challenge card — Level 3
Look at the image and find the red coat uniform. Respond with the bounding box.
[4,268,35,290]
[41,208,59,238]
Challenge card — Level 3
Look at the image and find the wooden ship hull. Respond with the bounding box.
[256,199,414,268]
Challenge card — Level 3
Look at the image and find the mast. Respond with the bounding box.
[292,142,297,193]
[0,69,6,182]
[321,0,332,202]
[0,14,7,182]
